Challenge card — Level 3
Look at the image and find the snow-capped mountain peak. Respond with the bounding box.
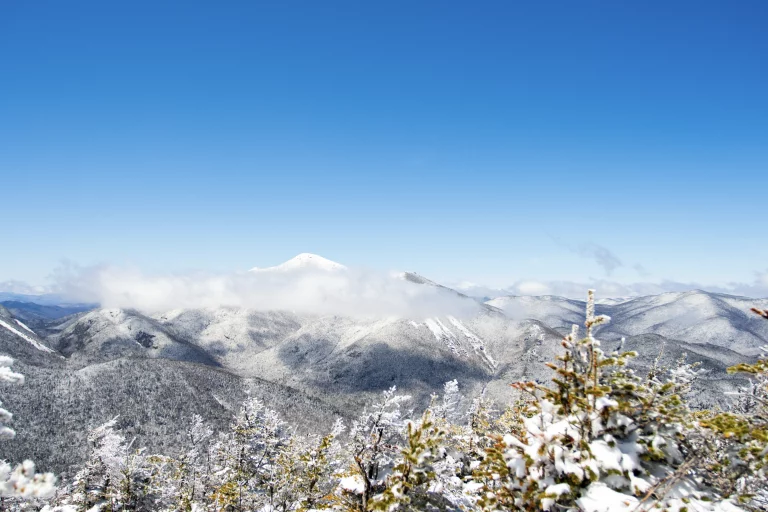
[249,253,347,273]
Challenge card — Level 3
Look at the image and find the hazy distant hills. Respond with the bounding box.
[0,291,95,308]
[1,300,92,320]
[0,300,93,333]
[0,254,766,473]
[596,291,768,356]
[488,290,768,356]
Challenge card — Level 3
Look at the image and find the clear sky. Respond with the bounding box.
[1,1,767,296]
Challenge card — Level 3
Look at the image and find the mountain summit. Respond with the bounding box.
[249,253,347,273]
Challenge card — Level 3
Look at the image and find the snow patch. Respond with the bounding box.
[424,318,464,355]
[0,319,55,353]
[576,482,638,511]
[14,319,35,335]
[447,316,497,369]
[339,475,365,494]
[424,317,485,357]
[250,253,347,273]
[424,318,444,341]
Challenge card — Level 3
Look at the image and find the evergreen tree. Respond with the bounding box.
[339,386,411,511]
[209,397,289,511]
[469,290,740,511]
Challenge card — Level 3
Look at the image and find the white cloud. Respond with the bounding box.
[6,261,768,314]
[515,280,552,295]
[0,280,50,295]
[50,264,482,318]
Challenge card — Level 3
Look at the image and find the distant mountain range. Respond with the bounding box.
[0,291,95,306]
[1,254,766,475]
[488,290,768,356]
[1,300,94,326]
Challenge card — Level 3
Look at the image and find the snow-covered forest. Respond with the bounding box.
[2,292,766,511]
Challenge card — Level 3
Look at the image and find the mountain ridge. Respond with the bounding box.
[1,259,766,474]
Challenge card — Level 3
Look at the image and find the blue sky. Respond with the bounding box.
[1,1,767,296]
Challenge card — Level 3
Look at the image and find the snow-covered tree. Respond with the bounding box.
[54,416,155,511]
[432,380,463,424]
[338,386,411,511]
[371,407,453,511]
[150,414,215,510]
[0,355,56,502]
[468,290,741,512]
[209,397,289,511]
[0,356,24,442]
[266,417,346,511]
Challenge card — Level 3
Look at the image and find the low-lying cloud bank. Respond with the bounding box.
[50,264,482,318]
[6,263,768,314]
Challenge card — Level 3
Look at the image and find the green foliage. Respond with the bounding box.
[469,290,718,511]
[698,313,768,509]
[371,410,446,511]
